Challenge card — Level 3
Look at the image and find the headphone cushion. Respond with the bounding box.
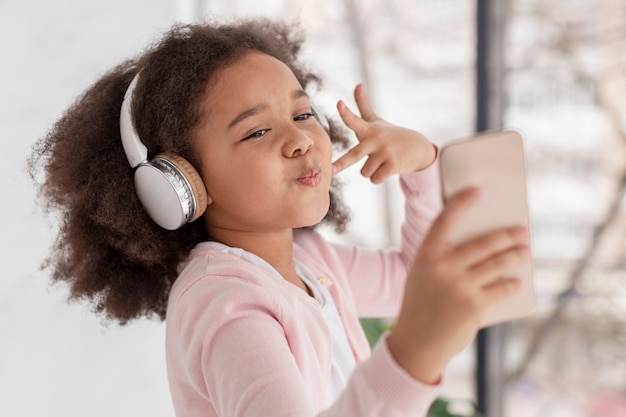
[156,152,208,222]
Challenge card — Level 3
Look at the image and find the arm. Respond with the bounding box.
[328,165,442,317]
[170,275,322,417]
[387,188,531,383]
[169,270,439,417]
[330,85,531,384]
[206,313,439,417]
[329,84,442,316]
[321,333,439,417]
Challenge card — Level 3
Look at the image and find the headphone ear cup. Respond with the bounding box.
[156,152,208,221]
[132,152,207,230]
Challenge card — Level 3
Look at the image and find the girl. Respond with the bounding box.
[30,19,529,417]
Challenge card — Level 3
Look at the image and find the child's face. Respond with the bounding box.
[193,51,333,235]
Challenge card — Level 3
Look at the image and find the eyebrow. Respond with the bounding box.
[227,89,309,130]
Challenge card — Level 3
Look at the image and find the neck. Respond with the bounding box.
[207,226,303,288]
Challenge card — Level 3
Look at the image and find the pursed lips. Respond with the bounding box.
[296,166,322,186]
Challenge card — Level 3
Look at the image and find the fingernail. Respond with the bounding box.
[332,164,339,176]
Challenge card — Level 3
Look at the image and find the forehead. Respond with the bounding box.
[204,51,302,105]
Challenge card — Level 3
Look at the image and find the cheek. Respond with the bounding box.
[322,139,334,169]
[206,155,278,196]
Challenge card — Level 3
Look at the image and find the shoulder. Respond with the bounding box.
[168,245,284,326]
[174,244,268,292]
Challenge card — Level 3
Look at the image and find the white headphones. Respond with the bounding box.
[120,73,330,231]
[120,74,208,230]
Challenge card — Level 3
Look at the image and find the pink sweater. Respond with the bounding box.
[165,162,443,417]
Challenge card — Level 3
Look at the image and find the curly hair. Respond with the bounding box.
[29,19,351,324]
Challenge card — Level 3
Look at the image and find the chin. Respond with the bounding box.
[298,205,330,229]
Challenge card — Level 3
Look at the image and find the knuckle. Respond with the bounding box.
[490,253,511,269]
[475,235,499,253]
[493,279,519,299]
[345,147,362,160]
[505,228,524,245]
[489,248,525,271]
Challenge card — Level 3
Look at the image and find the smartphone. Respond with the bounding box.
[439,129,535,327]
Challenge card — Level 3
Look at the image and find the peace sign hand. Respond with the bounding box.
[332,83,437,183]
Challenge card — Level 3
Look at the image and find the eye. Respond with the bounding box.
[294,112,315,122]
[242,129,268,141]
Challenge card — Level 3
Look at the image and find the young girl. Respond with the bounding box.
[30,19,529,417]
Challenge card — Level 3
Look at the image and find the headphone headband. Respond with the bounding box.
[120,74,148,168]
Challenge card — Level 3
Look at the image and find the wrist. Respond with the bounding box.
[387,327,444,385]
[423,144,438,169]
[414,143,438,172]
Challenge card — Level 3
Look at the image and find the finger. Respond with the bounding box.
[332,144,369,175]
[480,277,522,306]
[361,156,394,184]
[369,162,395,185]
[468,245,530,286]
[419,187,482,255]
[353,83,378,122]
[360,153,385,178]
[337,100,369,137]
[452,226,529,269]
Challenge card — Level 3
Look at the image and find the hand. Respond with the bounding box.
[332,83,437,183]
[387,187,530,384]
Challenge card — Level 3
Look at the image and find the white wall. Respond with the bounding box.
[1,1,180,416]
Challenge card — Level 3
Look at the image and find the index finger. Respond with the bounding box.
[420,187,482,255]
[332,143,368,175]
[337,100,370,137]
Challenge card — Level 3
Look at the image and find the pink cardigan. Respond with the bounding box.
[165,162,443,417]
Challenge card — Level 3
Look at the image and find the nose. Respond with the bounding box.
[282,128,314,158]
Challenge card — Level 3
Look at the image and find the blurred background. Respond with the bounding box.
[1,0,625,416]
